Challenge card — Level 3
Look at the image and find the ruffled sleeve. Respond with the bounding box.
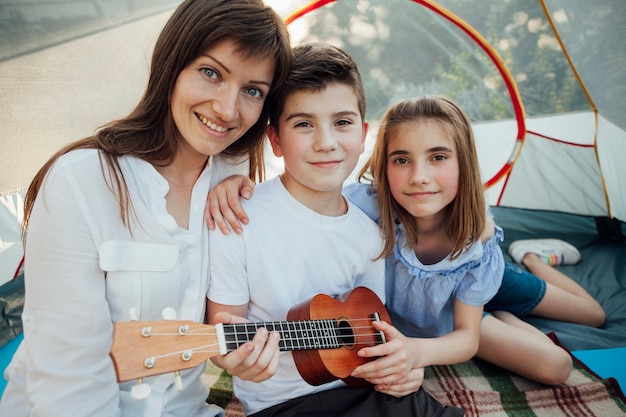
[454,223,505,306]
[343,182,380,223]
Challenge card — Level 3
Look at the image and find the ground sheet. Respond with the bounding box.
[206,335,626,416]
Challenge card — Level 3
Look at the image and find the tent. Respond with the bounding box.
[1,0,625,399]
[279,0,626,224]
[3,0,625,222]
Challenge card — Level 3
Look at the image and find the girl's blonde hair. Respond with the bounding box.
[358,96,485,260]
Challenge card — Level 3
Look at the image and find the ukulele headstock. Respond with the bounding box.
[110,320,222,382]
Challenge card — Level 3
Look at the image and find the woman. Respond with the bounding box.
[0,1,291,416]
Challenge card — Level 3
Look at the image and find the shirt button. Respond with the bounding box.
[193,206,200,213]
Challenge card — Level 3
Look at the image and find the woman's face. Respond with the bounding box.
[171,38,275,160]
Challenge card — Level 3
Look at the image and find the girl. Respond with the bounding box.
[345,96,578,386]
[0,1,291,416]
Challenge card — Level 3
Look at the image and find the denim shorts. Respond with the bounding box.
[484,263,547,317]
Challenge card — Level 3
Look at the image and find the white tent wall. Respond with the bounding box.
[0,6,175,284]
[278,0,625,225]
[499,122,606,216]
[0,10,171,194]
[597,115,626,223]
[0,191,24,285]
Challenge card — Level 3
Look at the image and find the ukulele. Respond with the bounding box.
[110,286,391,390]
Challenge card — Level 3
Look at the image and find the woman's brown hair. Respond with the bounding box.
[23,0,291,236]
[358,96,485,260]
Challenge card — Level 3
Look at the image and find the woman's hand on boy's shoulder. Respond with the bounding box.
[205,174,255,235]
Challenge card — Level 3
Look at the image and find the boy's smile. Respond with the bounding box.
[269,82,368,214]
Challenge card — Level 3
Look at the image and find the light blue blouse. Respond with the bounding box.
[344,182,504,337]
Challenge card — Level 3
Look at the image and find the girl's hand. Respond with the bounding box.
[210,311,280,382]
[351,321,417,386]
[205,175,254,235]
[374,367,425,397]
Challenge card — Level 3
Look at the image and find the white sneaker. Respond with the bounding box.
[508,239,581,266]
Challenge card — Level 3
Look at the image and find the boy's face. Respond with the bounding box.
[269,82,368,200]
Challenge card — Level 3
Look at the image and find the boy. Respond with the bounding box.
[207,43,463,417]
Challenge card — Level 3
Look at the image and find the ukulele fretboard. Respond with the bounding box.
[222,316,379,352]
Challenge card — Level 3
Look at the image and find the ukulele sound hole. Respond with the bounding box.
[337,318,356,350]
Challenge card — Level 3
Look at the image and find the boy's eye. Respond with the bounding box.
[336,119,352,126]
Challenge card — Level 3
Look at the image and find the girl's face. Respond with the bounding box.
[171,38,275,162]
[386,120,459,222]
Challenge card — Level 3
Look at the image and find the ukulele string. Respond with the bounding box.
[137,337,222,361]
[149,318,386,349]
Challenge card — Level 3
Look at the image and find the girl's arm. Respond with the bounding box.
[205,174,254,234]
[353,299,483,394]
[411,299,483,366]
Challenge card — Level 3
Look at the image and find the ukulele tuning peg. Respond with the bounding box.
[129,308,138,321]
[130,378,152,401]
[174,371,184,392]
[162,307,177,320]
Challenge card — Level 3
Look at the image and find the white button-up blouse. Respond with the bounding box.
[1,149,245,417]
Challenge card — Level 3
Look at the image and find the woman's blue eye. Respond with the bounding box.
[202,68,217,78]
[247,88,263,98]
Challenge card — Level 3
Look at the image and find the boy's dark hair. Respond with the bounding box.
[269,42,366,131]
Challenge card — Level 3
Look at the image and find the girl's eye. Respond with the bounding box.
[294,121,313,128]
[393,157,409,165]
[246,88,264,99]
[202,67,217,79]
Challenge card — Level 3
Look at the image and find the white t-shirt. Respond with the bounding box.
[208,176,385,415]
[0,149,246,417]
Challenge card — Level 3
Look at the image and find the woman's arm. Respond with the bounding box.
[22,162,120,415]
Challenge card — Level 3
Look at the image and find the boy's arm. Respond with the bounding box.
[207,300,281,382]
[205,174,255,235]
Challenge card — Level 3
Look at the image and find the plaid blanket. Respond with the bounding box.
[421,358,626,416]
[207,335,626,416]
